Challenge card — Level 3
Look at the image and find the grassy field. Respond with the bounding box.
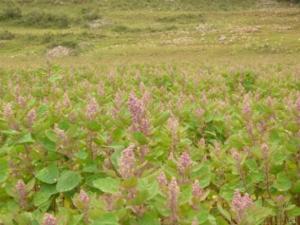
[0,0,299,68]
[0,1,300,225]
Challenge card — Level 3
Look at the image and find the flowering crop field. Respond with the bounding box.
[1,0,300,225]
[0,64,299,225]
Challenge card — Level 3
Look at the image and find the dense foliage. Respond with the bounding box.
[0,65,299,225]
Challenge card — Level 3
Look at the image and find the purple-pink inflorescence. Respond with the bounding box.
[242,95,251,117]
[85,97,99,120]
[16,179,27,208]
[232,190,253,223]
[261,143,269,160]
[296,95,300,112]
[79,189,90,207]
[27,108,37,127]
[17,96,26,107]
[178,151,192,174]
[168,177,180,222]
[63,92,71,108]
[192,180,203,199]
[128,92,150,135]
[42,213,57,225]
[3,103,13,119]
[231,149,241,161]
[79,189,90,223]
[119,145,136,179]
[157,171,168,187]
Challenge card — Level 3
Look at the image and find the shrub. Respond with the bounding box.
[81,7,102,21]
[21,10,70,28]
[0,5,22,21]
[0,30,15,40]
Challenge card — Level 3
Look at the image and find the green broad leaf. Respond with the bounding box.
[272,149,288,166]
[137,211,160,225]
[74,149,88,160]
[0,158,8,183]
[153,111,170,127]
[48,74,62,83]
[110,147,123,170]
[241,206,272,225]
[133,132,148,145]
[217,202,232,222]
[226,133,248,149]
[1,130,19,135]
[192,164,211,188]
[122,177,138,189]
[17,133,35,144]
[92,213,119,225]
[197,208,209,224]
[14,212,34,225]
[69,215,83,225]
[58,120,71,130]
[292,180,300,194]
[220,181,240,202]
[248,171,264,184]
[179,185,192,205]
[82,163,98,173]
[86,121,101,131]
[35,164,59,184]
[152,195,170,217]
[93,177,120,194]
[33,190,52,207]
[273,172,291,192]
[287,206,300,217]
[37,104,48,115]
[245,159,258,172]
[45,130,57,142]
[41,137,56,152]
[56,171,81,192]
[137,178,159,200]
[207,215,217,225]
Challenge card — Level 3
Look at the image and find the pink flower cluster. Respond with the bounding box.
[168,177,180,222]
[79,189,90,207]
[16,179,27,208]
[85,97,99,120]
[232,190,253,222]
[157,171,168,187]
[119,145,136,179]
[192,180,203,199]
[178,151,192,174]
[42,213,57,225]
[128,92,150,135]
[27,108,37,127]
[3,103,13,119]
[242,95,251,117]
[79,189,90,223]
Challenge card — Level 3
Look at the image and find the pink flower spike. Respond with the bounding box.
[42,213,57,225]
[85,97,99,120]
[231,149,241,161]
[79,189,90,207]
[27,108,37,127]
[178,151,192,174]
[192,180,203,199]
[296,95,300,112]
[168,177,180,222]
[16,179,27,208]
[157,171,168,187]
[232,190,253,223]
[119,145,136,179]
[63,92,71,108]
[128,92,150,135]
[3,103,13,119]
